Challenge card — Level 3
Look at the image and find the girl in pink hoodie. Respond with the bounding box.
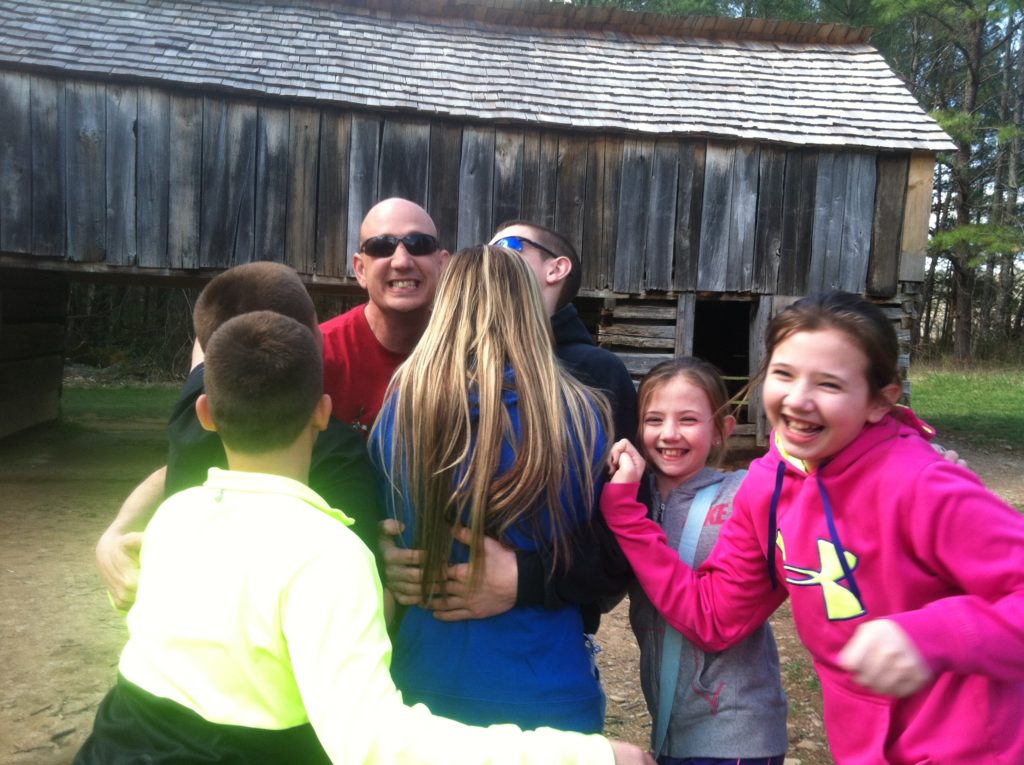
[602,291,1024,764]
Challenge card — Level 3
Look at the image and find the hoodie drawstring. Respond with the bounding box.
[816,472,864,609]
[767,462,864,611]
[767,461,785,590]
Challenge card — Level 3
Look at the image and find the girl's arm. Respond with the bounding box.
[871,460,1024,683]
[602,442,785,652]
[288,528,653,764]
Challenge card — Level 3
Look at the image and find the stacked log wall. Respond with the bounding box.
[0,271,67,438]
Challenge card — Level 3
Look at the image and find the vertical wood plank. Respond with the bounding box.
[697,142,733,292]
[456,126,495,249]
[254,105,290,264]
[868,153,909,296]
[427,121,461,252]
[521,131,557,229]
[601,137,626,287]
[838,151,876,292]
[168,93,202,270]
[105,85,138,266]
[674,292,696,356]
[0,71,32,253]
[65,80,106,262]
[726,142,759,292]
[581,136,606,291]
[316,110,351,277]
[809,152,845,291]
[200,98,257,268]
[199,98,230,268]
[823,153,851,290]
[613,137,651,293]
[232,102,258,266]
[582,135,622,291]
[493,129,524,230]
[672,140,705,292]
[347,115,381,276]
[136,87,169,268]
[898,152,935,283]
[287,105,320,275]
[30,75,65,257]
[555,133,589,258]
[777,149,817,294]
[750,295,773,442]
[752,145,786,293]
[643,138,679,291]
[378,119,430,205]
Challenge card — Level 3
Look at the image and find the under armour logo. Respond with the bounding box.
[777,534,866,620]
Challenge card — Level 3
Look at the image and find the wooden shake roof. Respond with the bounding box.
[0,0,955,151]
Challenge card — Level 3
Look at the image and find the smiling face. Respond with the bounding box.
[353,199,448,319]
[641,375,717,496]
[763,328,894,471]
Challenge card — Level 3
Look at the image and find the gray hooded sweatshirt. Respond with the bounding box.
[629,467,789,759]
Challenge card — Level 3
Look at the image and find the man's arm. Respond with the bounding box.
[378,515,632,621]
[95,465,166,610]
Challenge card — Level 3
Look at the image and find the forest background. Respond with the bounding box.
[66,0,1024,375]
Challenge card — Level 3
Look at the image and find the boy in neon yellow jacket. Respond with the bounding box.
[76,310,650,765]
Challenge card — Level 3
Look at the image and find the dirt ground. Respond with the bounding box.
[1,405,1021,765]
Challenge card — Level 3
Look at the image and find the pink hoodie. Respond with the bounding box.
[601,412,1024,764]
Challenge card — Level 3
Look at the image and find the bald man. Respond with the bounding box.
[319,198,449,435]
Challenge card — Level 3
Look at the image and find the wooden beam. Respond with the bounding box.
[898,152,936,283]
[675,292,695,356]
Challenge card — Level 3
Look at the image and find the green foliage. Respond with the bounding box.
[931,109,981,145]
[996,123,1024,143]
[910,365,1024,452]
[929,223,1024,262]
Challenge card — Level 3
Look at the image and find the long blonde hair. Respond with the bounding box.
[375,244,610,600]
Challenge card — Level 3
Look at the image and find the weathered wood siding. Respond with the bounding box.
[2,69,925,302]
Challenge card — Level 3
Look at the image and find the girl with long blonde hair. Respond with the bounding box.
[371,243,612,733]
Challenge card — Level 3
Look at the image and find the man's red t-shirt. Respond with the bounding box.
[320,304,408,439]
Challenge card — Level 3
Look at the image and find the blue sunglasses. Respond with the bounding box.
[491,235,560,260]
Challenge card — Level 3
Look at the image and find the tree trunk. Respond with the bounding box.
[951,257,974,359]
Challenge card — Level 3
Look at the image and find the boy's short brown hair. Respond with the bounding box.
[204,311,323,453]
[493,220,581,310]
[193,262,316,349]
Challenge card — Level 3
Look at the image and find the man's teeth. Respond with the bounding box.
[390,280,417,288]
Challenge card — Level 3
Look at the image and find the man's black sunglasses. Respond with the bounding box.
[360,233,440,258]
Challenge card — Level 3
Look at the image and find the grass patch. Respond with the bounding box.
[62,383,180,423]
[909,364,1024,452]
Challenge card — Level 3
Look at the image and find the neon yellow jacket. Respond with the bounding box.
[119,469,614,764]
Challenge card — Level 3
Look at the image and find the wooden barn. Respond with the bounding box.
[0,0,954,439]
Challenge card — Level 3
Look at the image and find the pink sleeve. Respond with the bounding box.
[887,462,1024,679]
[600,482,785,651]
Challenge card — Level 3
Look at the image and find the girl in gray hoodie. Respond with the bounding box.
[622,358,787,765]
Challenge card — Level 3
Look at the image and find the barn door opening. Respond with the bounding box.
[693,299,753,428]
